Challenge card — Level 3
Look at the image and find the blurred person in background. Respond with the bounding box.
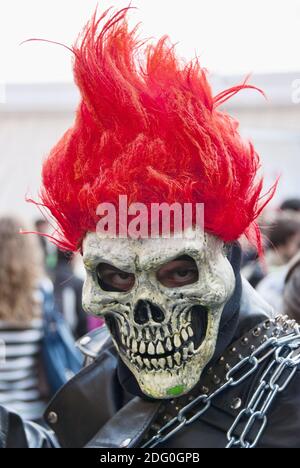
[280,198,300,216]
[253,215,300,312]
[243,215,300,289]
[53,249,87,339]
[0,216,49,421]
[264,217,300,269]
[241,200,300,272]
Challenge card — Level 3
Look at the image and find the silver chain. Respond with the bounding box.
[142,326,300,449]
[226,328,300,448]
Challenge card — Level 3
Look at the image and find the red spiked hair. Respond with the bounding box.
[39,7,275,252]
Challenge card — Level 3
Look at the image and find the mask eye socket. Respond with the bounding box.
[156,255,199,288]
[97,263,135,292]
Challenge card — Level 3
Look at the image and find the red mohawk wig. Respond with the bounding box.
[40,7,274,252]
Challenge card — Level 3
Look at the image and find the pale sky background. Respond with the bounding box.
[1,0,300,83]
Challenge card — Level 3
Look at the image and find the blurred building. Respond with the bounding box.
[0,72,299,220]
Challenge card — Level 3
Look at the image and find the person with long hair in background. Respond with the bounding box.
[0,216,49,421]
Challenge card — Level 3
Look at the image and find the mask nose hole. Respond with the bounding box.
[134,300,165,324]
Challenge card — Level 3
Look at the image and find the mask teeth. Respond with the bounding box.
[130,344,194,372]
[158,358,166,369]
[151,358,159,369]
[156,341,164,355]
[144,358,151,369]
[118,314,199,372]
[139,341,146,354]
[181,328,189,342]
[167,356,173,368]
[174,352,181,366]
[125,334,196,372]
[132,339,138,353]
[166,337,173,352]
[173,333,181,348]
[125,324,192,358]
[147,342,155,355]
[136,356,143,368]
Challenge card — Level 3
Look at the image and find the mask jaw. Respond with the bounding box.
[82,231,236,399]
[128,304,225,399]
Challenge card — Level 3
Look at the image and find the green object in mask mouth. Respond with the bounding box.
[167,384,185,397]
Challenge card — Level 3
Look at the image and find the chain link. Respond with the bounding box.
[142,326,300,449]
[226,332,300,448]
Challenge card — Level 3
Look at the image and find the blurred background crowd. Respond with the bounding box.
[0,0,300,424]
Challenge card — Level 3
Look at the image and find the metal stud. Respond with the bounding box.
[120,438,131,448]
[253,327,261,337]
[80,336,92,346]
[263,320,271,330]
[241,337,249,346]
[230,347,237,355]
[47,411,58,425]
[213,375,221,385]
[230,397,242,410]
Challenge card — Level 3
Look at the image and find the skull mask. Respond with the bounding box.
[82,229,235,399]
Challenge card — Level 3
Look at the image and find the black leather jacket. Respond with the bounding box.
[1,280,300,448]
